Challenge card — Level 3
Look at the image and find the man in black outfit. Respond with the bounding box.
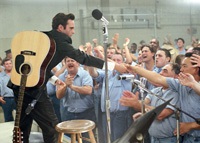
[8,13,126,143]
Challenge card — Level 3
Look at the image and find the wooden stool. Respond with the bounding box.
[55,120,96,143]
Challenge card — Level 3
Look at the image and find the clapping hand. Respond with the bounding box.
[119,90,139,108]
[55,79,66,90]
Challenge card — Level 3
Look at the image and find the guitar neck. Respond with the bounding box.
[14,74,28,127]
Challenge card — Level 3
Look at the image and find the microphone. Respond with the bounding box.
[118,75,135,80]
[118,75,143,85]
[92,9,109,25]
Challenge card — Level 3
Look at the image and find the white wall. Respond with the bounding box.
[0,0,99,58]
[0,0,200,58]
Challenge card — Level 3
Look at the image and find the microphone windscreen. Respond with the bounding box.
[92,9,102,20]
[15,54,24,74]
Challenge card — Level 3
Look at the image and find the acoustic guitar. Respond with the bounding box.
[11,31,56,87]
[11,31,56,143]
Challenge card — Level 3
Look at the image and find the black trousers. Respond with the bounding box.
[13,88,59,143]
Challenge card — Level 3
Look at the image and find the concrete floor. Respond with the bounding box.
[0,107,4,123]
[0,107,71,143]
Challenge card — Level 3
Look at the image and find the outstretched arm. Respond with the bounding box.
[126,65,169,88]
[123,38,132,64]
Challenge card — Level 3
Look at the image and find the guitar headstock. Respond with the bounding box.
[13,127,23,143]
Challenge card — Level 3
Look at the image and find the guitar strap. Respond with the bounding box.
[25,85,46,115]
[8,80,47,115]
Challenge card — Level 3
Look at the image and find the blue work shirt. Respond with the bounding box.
[166,77,200,138]
[147,87,180,138]
[58,67,93,113]
[94,70,132,112]
[0,67,5,77]
[46,81,56,96]
[0,72,14,97]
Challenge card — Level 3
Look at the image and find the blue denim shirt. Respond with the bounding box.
[0,71,14,97]
[58,67,93,113]
[166,77,200,138]
[94,70,132,112]
[147,87,180,138]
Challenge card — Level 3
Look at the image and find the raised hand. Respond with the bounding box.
[94,48,104,59]
[178,72,195,88]
[191,54,200,67]
[85,42,92,54]
[112,33,119,46]
[92,38,98,47]
[123,38,130,47]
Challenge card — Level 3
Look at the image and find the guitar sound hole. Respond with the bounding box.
[20,64,31,75]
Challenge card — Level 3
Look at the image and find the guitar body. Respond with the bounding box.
[11,31,56,142]
[11,31,55,87]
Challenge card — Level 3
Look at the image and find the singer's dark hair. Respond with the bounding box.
[52,13,75,29]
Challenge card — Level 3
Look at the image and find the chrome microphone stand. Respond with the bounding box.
[139,77,146,115]
[138,77,147,143]
[102,20,111,143]
[175,110,180,143]
[91,9,111,143]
